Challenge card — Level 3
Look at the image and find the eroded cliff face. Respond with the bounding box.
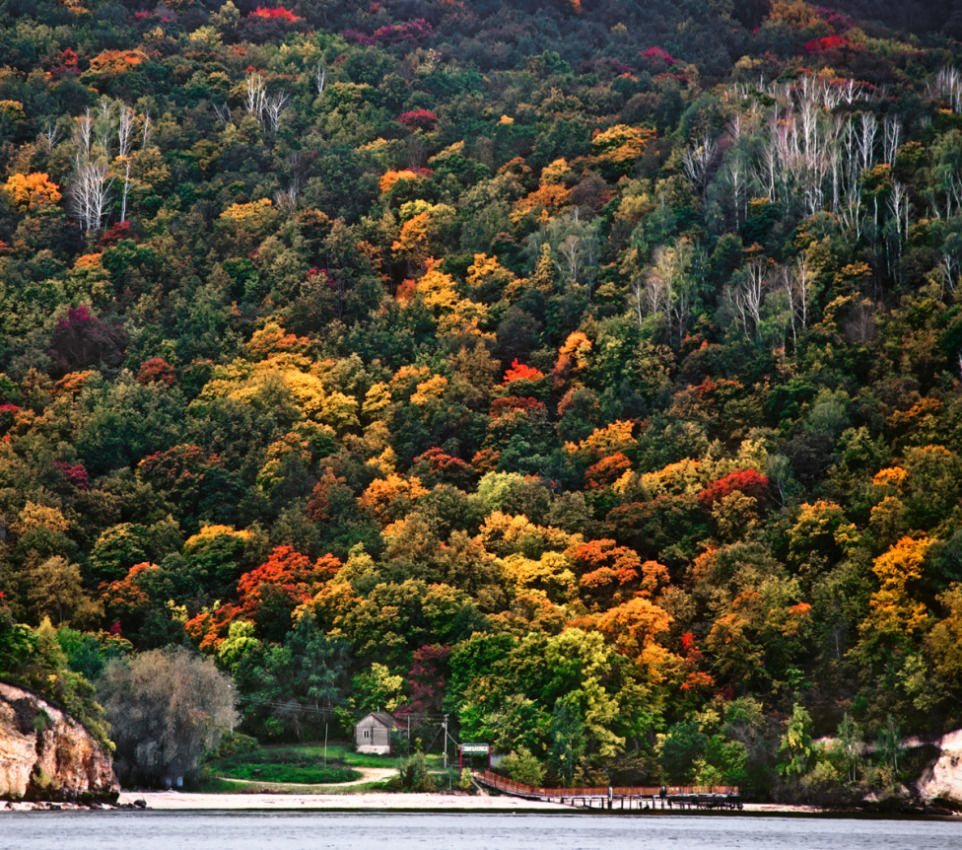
[0,682,118,801]
[917,729,962,808]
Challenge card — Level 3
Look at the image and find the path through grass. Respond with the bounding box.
[198,740,432,793]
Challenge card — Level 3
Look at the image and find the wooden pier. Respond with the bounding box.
[473,770,741,812]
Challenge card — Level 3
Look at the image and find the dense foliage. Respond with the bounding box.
[98,646,236,785]
[2,0,962,800]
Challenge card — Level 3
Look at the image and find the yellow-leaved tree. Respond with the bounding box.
[591,124,655,176]
[861,536,931,638]
[4,172,62,211]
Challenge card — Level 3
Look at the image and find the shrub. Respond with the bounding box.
[397,751,437,791]
[499,747,545,787]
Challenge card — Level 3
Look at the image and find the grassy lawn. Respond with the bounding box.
[314,743,399,768]
[195,739,451,793]
[193,776,397,795]
[215,760,362,784]
[269,742,445,770]
[203,742,367,785]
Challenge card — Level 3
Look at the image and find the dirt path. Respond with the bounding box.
[329,767,397,786]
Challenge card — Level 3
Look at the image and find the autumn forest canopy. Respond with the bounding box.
[3,0,962,801]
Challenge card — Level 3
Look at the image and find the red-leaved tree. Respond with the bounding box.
[47,306,129,377]
[697,469,769,508]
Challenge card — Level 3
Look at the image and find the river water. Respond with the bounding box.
[2,811,960,850]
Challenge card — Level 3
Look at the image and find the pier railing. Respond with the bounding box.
[474,770,738,800]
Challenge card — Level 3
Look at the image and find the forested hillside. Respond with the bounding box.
[827,1,962,38]
[2,0,962,801]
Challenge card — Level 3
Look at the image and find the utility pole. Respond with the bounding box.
[442,714,449,770]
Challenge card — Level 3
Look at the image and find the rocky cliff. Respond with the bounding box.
[0,682,118,802]
[917,728,962,809]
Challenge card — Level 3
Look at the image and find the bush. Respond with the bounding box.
[499,747,545,787]
[206,732,259,760]
[397,751,437,791]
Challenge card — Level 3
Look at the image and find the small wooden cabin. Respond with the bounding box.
[354,711,400,755]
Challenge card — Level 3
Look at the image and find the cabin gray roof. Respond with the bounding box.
[359,711,399,729]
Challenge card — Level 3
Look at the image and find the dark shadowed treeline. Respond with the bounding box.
[827,1,962,37]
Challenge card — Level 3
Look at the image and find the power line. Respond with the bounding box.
[233,693,454,724]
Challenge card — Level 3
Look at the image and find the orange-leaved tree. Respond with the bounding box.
[4,173,62,211]
[595,596,677,682]
[235,546,342,641]
[358,473,429,525]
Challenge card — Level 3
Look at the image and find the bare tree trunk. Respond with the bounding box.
[263,92,290,133]
[883,116,901,164]
[783,255,810,346]
[682,135,718,196]
[41,121,60,151]
[858,112,877,173]
[733,258,766,339]
[118,105,134,224]
[74,110,92,161]
[69,161,112,235]
[245,72,267,117]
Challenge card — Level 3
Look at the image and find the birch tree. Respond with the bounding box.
[933,67,962,113]
[262,92,290,134]
[730,257,769,339]
[41,121,60,151]
[117,104,134,224]
[645,238,696,347]
[882,116,901,165]
[682,135,719,196]
[782,255,811,346]
[74,110,92,161]
[245,71,267,117]
[69,161,112,235]
[244,71,289,133]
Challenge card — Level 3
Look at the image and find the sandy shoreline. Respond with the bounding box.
[113,791,569,811]
[4,793,957,817]
[7,789,957,817]
[103,791,823,814]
